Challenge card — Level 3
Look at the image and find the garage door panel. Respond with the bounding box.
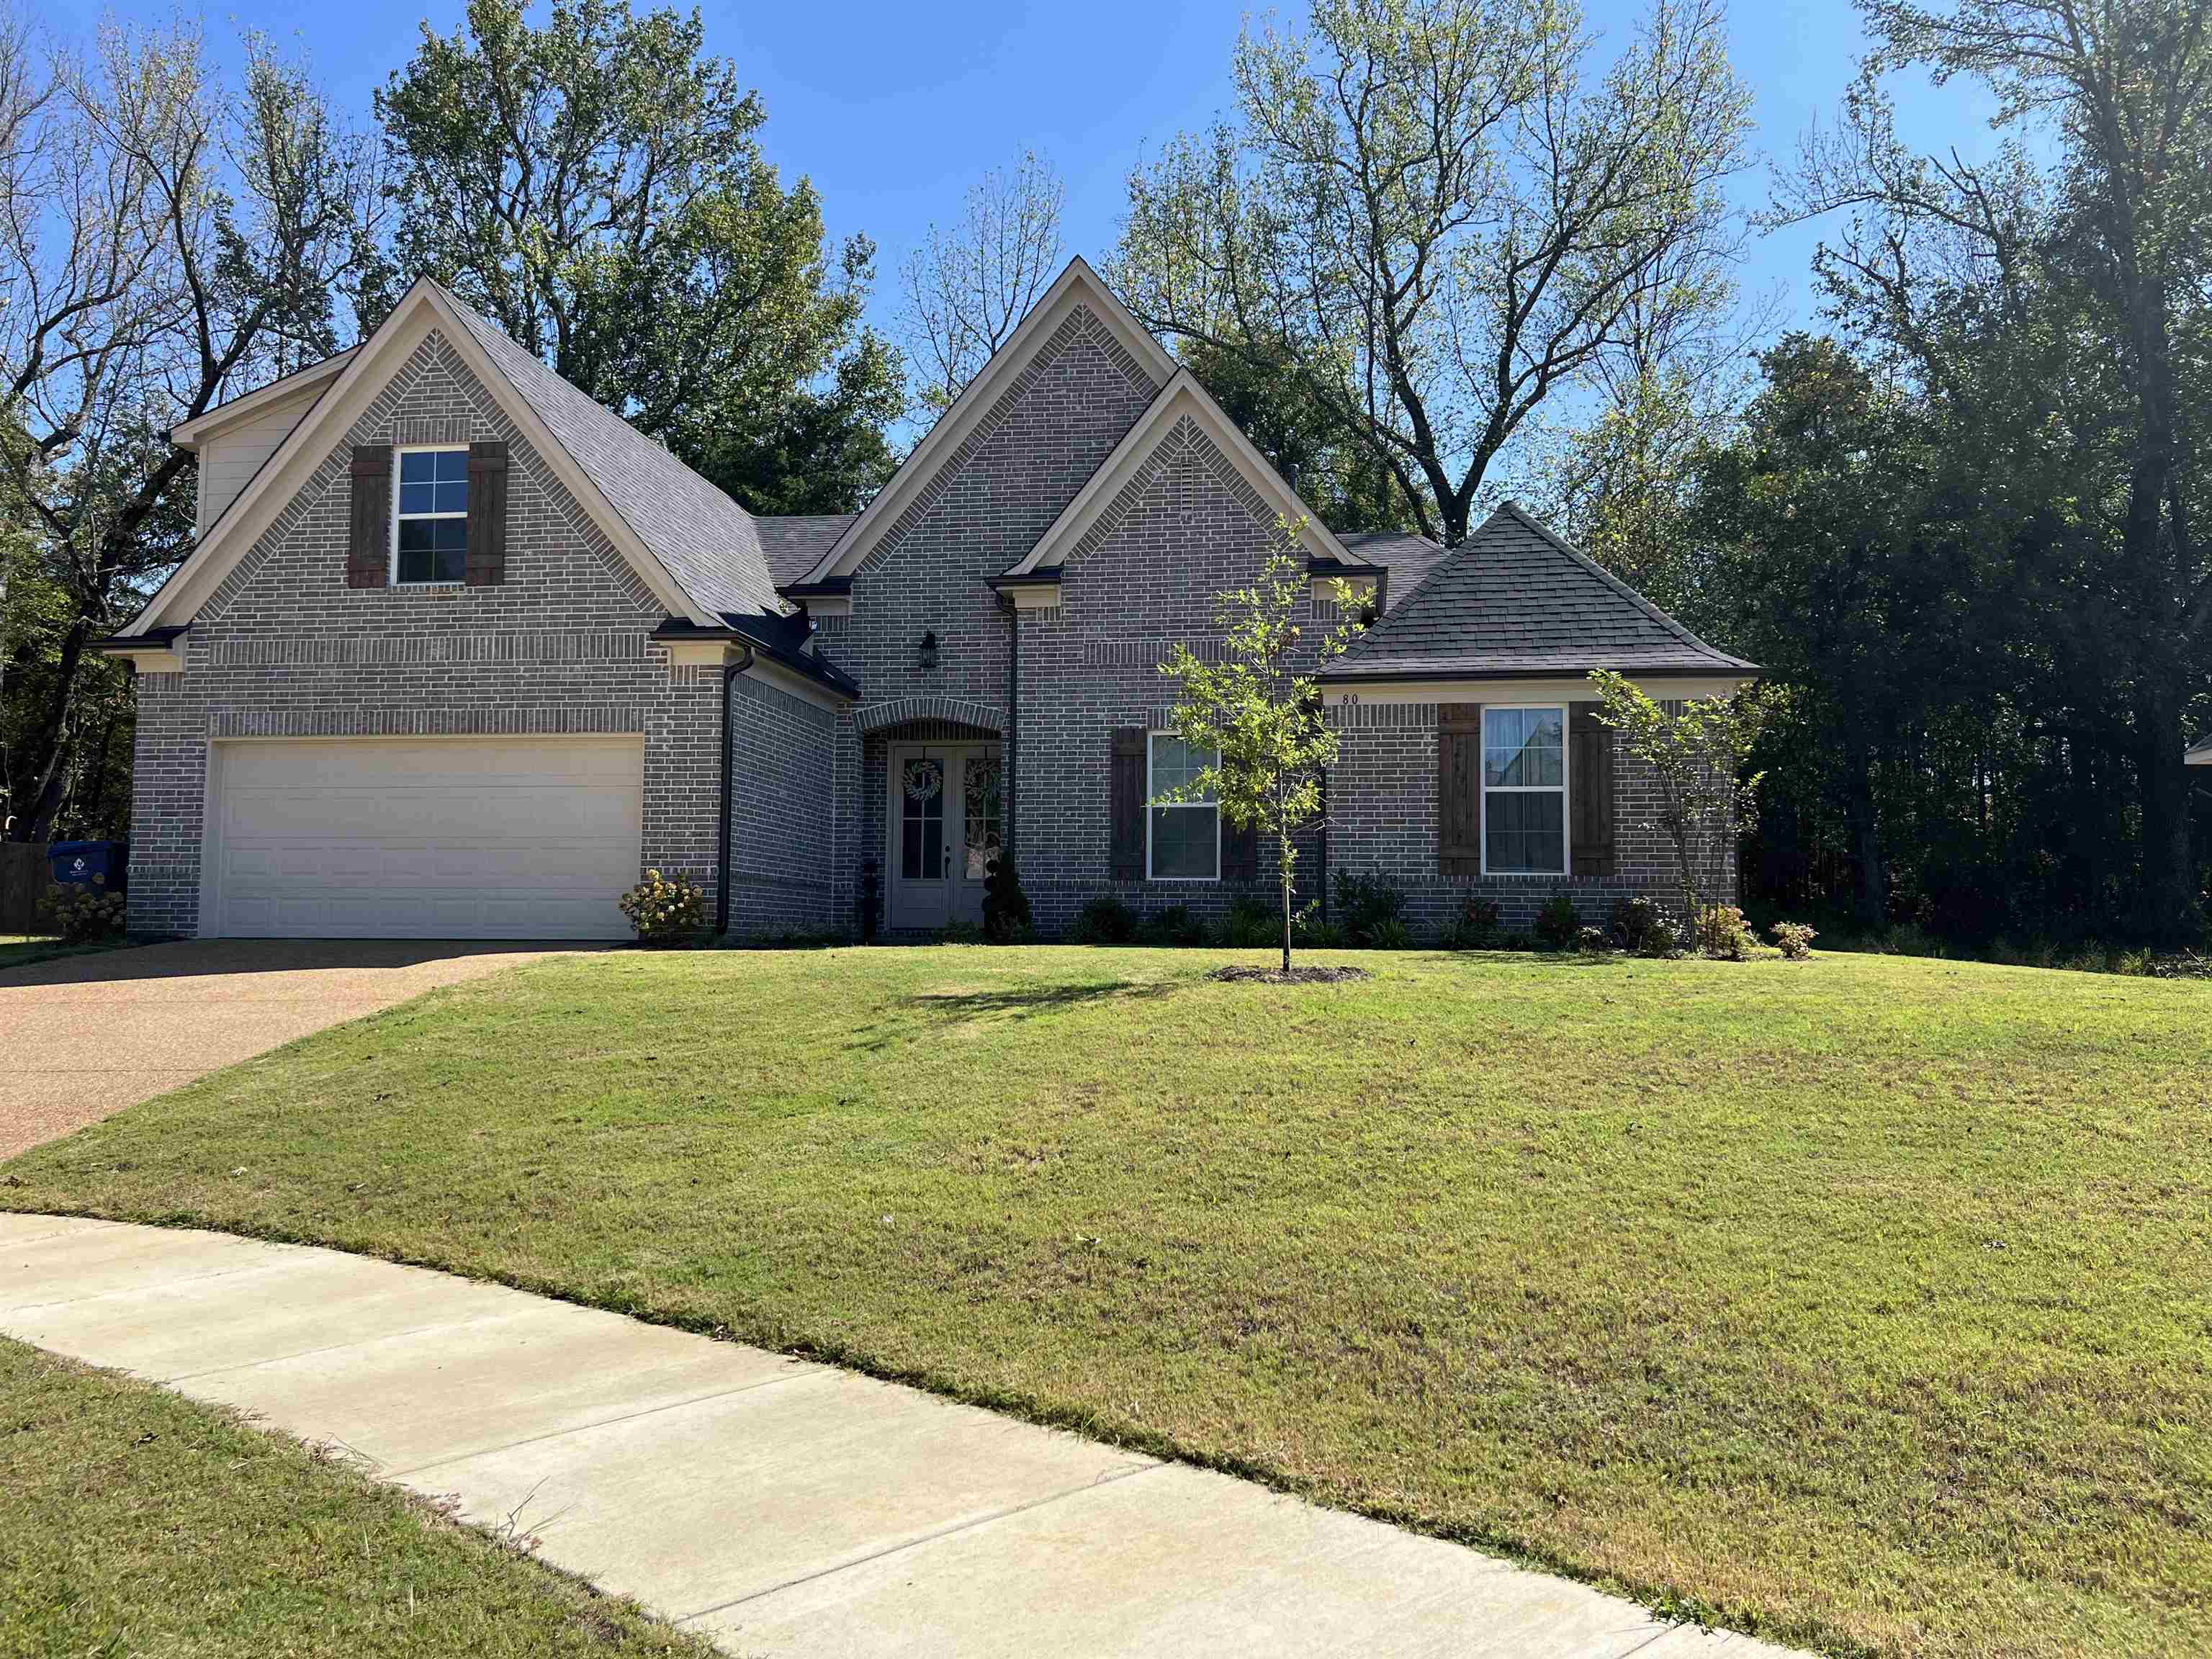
[210,739,645,940]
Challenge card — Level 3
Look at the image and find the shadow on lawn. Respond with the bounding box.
[847,977,1184,1051]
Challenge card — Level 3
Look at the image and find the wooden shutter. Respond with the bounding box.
[1570,703,1616,877]
[1438,702,1483,876]
[1110,727,1146,881]
[346,446,390,589]
[465,441,511,586]
[1223,815,1259,882]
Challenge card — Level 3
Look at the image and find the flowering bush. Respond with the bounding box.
[1771,920,1819,960]
[617,869,706,943]
[1609,894,1677,957]
[1696,903,1757,961]
[39,876,128,941]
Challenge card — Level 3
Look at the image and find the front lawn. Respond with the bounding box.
[0,932,135,974]
[6,946,2207,1657]
[0,1337,712,1655]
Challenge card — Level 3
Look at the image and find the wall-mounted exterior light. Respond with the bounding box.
[918,629,939,671]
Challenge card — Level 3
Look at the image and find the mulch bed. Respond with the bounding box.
[1209,964,1374,985]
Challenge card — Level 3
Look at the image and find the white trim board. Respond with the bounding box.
[1004,371,1366,578]
[124,280,714,636]
[794,257,1178,589]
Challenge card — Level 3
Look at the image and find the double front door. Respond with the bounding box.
[888,743,1003,930]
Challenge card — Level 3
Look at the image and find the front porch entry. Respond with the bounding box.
[886,742,1003,930]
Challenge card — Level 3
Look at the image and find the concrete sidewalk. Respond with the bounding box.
[0,1214,1794,1658]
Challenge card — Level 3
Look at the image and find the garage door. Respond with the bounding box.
[207,737,644,939]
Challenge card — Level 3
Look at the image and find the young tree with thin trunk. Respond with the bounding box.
[1111,0,1755,547]
[1156,521,1367,974]
[896,150,1065,416]
[1588,669,1777,945]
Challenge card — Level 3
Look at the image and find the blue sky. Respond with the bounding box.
[50,0,2004,371]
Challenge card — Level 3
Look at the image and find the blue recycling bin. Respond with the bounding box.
[48,840,127,894]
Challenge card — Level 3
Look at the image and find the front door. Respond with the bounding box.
[889,743,1002,930]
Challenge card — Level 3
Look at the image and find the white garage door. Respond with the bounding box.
[207,737,644,940]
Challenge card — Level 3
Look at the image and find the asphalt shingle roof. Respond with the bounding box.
[1340,531,1450,611]
[757,515,859,588]
[434,282,783,619]
[2190,730,2212,762]
[1326,503,1757,681]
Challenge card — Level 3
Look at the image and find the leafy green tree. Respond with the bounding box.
[1778,0,2212,938]
[372,0,902,514]
[1156,522,1365,973]
[1112,0,1755,546]
[1588,669,1779,944]
[1,12,379,841]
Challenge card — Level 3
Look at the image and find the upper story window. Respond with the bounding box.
[1148,732,1220,881]
[1483,705,1567,874]
[392,447,469,584]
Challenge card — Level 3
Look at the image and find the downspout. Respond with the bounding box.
[714,647,755,937]
[1001,592,1019,861]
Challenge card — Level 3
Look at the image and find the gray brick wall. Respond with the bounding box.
[725,671,841,936]
[1326,701,1738,938]
[127,330,727,936]
[823,302,1161,932]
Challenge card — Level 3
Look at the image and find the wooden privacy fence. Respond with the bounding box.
[1,843,50,933]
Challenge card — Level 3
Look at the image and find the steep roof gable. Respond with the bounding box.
[1002,369,1370,575]
[789,256,1177,590]
[1323,503,1757,681]
[123,280,775,634]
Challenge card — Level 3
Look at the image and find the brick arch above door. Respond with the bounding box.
[855,696,1004,735]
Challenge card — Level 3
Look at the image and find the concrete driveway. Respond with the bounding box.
[0,939,585,1160]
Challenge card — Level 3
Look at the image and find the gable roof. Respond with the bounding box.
[122,279,779,634]
[2190,730,2211,764]
[757,514,858,587]
[1002,369,1370,577]
[1323,503,1757,682]
[167,348,357,448]
[1341,531,1449,611]
[790,256,1177,590]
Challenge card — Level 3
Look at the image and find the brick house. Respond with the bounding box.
[104,259,1756,942]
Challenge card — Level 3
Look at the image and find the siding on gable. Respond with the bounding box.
[192,379,331,540]
[126,330,722,938]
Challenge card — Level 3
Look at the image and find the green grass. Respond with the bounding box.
[6,945,2209,1658]
[0,1336,714,1656]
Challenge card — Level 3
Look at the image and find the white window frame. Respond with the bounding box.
[390,444,472,585]
[1479,703,1572,878]
[1146,731,1221,883]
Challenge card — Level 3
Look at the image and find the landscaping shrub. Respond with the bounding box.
[617,869,707,943]
[940,918,986,944]
[1610,894,1676,957]
[1069,894,1138,944]
[1443,896,1502,950]
[1771,920,1818,960]
[1292,906,1346,948]
[981,854,1032,943]
[1577,925,1611,952]
[1140,904,1208,947]
[1696,904,1757,960]
[1333,868,1406,945]
[1365,916,1414,950]
[1218,898,1280,948]
[38,876,127,942]
[1534,889,1583,951]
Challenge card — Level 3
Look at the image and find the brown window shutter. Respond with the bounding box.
[1223,814,1259,881]
[346,446,390,588]
[1110,727,1146,881]
[1438,702,1482,876]
[1570,703,1616,877]
[465,440,511,586]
